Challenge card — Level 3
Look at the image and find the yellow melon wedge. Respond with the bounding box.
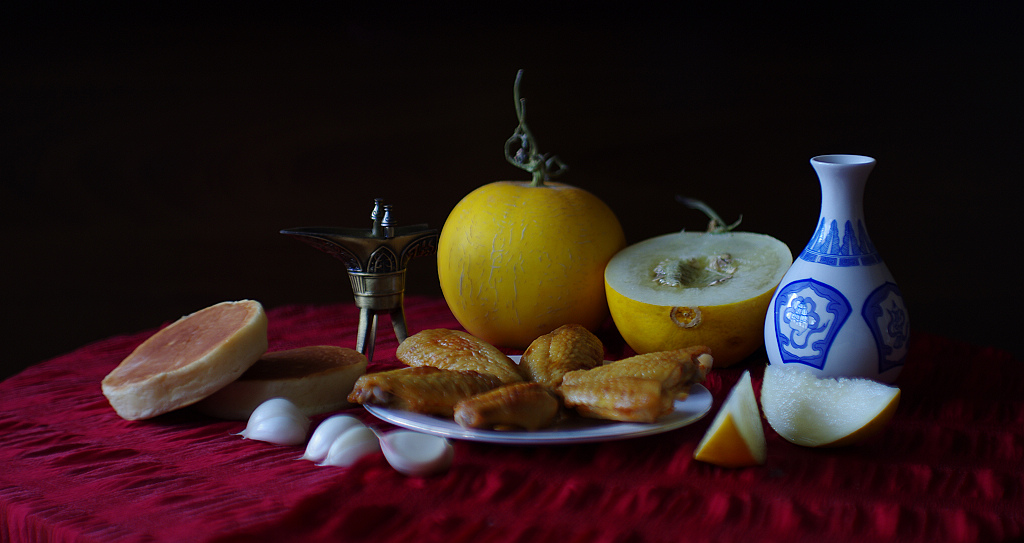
[694,370,766,467]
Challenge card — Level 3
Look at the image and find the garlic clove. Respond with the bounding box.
[379,430,454,477]
[301,415,365,462]
[319,426,381,467]
[247,397,307,427]
[240,415,309,445]
[236,397,310,445]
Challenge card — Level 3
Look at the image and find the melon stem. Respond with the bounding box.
[677,197,743,233]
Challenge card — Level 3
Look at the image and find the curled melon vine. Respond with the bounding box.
[504,69,568,187]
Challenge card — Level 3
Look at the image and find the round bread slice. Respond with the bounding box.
[194,345,368,420]
[101,300,269,420]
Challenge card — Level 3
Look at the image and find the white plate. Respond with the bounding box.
[363,356,713,445]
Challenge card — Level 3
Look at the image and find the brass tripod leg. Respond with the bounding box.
[356,307,379,362]
[356,305,409,362]
[390,305,408,344]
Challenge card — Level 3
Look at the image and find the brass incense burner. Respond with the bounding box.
[281,199,439,361]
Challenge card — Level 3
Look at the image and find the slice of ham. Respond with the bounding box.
[101,300,268,420]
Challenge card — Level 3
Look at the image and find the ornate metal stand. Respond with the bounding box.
[281,199,438,361]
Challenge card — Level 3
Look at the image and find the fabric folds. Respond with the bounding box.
[1,296,1021,543]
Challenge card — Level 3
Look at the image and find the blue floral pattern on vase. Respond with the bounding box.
[798,217,880,267]
[772,279,851,370]
[862,282,910,374]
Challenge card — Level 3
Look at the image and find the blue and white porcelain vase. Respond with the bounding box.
[764,155,909,383]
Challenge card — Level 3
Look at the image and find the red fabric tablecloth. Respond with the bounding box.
[1,296,1022,543]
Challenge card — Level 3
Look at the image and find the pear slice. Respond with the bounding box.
[760,363,900,447]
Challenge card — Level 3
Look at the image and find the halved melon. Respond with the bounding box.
[605,231,791,367]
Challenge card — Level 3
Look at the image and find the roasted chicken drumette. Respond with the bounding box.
[559,346,712,423]
[347,366,503,417]
[518,324,604,388]
[448,324,604,430]
[453,382,561,431]
[559,377,671,423]
[397,328,523,385]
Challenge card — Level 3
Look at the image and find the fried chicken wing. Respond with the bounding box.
[558,346,713,422]
[560,376,672,423]
[453,382,561,431]
[347,366,503,417]
[561,345,712,399]
[519,324,604,388]
[397,329,523,384]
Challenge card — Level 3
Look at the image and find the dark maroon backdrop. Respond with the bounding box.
[2,4,1021,380]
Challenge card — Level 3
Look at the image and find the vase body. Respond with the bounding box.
[764,155,909,383]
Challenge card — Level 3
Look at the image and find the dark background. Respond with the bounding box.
[3,3,1021,380]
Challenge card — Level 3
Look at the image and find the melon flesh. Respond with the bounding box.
[605,232,792,307]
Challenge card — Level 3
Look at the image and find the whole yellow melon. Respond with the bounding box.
[438,180,625,348]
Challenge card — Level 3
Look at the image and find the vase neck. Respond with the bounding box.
[798,155,881,267]
[812,154,874,223]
